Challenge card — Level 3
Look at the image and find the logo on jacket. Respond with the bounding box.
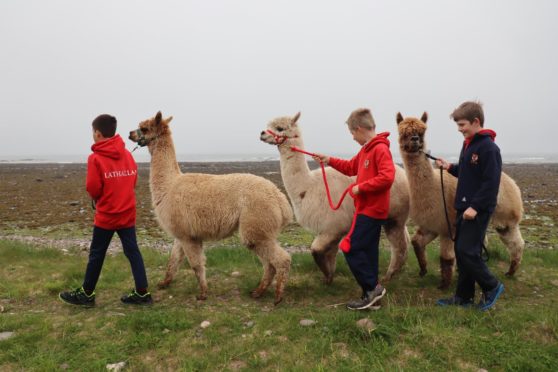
[470,153,479,165]
[364,160,369,169]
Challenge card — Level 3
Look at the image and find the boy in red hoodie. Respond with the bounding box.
[313,108,395,310]
[59,114,152,306]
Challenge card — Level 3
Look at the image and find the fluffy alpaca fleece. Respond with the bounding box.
[260,112,411,283]
[129,112,293,304]
[396,112,524,289]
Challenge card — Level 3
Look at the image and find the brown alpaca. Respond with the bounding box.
[129,112,293,304]
[260,112,410,283]
[396,112,524,289]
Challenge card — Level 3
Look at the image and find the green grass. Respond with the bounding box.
[1,236,557,371]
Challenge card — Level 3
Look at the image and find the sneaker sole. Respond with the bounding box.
[349,288,386,310]
[58,294,95,308]
[479,284,505,311]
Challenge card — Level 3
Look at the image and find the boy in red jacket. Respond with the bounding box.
[313,108,395,310]
[59,114,152,306]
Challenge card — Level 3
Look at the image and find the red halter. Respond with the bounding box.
[265,128,354,210]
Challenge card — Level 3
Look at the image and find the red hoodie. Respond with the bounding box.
[328,132,396,219]
[86,134,138,230]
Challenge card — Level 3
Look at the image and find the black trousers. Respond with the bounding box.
[455,211,499,300]
[83,226,148,292]
[343,214,384,293]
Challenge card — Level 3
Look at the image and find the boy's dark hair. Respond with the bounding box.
[92,114,117,137]
[346,108,376,130]
[450,101,484,127]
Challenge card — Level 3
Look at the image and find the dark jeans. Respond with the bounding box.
[455,211,499,300]
[83,226,148,292]
[343,214,385,293]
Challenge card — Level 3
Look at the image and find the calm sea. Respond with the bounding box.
[1,153,557,164]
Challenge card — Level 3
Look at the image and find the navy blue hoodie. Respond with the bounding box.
[448,129,502,214]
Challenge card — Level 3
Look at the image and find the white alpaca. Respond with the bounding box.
[260,112,411,283]
[396,112,524,289]
[130,112,293,304]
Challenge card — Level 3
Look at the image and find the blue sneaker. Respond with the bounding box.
[478,283,504,311]
[436,295,473,307]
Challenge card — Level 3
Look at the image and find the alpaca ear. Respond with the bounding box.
[292,111,301,125]
[421,112,428,123]
[155,111,162,125]
[165,116,173,124]
[396,112,404,125]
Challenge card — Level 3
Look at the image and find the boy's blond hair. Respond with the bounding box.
[346,108,376,130]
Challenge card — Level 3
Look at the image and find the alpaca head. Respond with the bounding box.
[396,112,428,155]
[260,112,302,147]
[129,111,174,149]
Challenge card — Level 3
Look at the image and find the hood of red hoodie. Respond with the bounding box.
[91,134,125,160]
[464,129,496,148]
[363,132,390,152]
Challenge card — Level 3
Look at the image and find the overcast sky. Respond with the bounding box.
[1,0,556,161]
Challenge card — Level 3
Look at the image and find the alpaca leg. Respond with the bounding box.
[269,243,292,305]
[411,229,437,277]
[158,239,186,289]
[382,221,410,282]
[181,239,208,300]
[250,258,276,299]
[439,237,456,290]
[310,234,340,284]
[496,224,525,276]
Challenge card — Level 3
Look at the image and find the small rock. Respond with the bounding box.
[264,330,273,336]
[163,328,170,334]
[231,271,241,277]
[356,318,376,332]
[550,280,558,287]
[244,321,254,328]
[106,361,126,371]
[0,305,4,313]
[36,178,43,182]
[200,320,211,329]
[0,331,15,341]
[477,369,488,372]
[68,201,80,206]
[299,319,316,327]
[60,363,70,370]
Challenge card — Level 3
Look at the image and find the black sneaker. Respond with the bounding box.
[478,282,504,311]
[121,289,153,305]
[59,287,95,307]
[436,295,473,307]
[347,284,386,310]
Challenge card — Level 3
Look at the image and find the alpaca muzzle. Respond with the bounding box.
[129,129,149,147]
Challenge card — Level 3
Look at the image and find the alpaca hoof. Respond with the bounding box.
[505,270,515,277]
[274,297,283,306]
[157,280,171,289]
[505,260,519,277]
[251,290,264,299]
[419,269,427,277]
[322,275,334,285]
[196,294,207,301]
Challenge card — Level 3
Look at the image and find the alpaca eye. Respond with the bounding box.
[276,127,284,132]
[140,128,148,133]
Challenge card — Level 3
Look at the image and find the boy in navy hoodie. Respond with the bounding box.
[435,101,505,311]
[59,114,152,306]
[313,108,395,310]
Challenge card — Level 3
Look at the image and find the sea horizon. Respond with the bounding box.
[1,152,557,165]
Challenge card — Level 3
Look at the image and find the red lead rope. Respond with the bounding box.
[266,129,354,210]
[290,145,355,211]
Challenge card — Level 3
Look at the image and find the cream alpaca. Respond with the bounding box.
[396,112,524,289]
[130,112,293,304]
[260,112,411,283]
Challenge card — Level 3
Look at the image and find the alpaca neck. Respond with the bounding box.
[401,150,436,189]
[149,134,181,205]
[278,140,312,196]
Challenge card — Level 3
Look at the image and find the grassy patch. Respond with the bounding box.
[1,238,557,371]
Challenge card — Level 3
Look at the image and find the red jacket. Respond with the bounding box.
[328,132,396,219]
[86,134,138,230]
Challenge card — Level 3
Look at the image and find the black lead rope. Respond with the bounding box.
[422,150,489,262]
